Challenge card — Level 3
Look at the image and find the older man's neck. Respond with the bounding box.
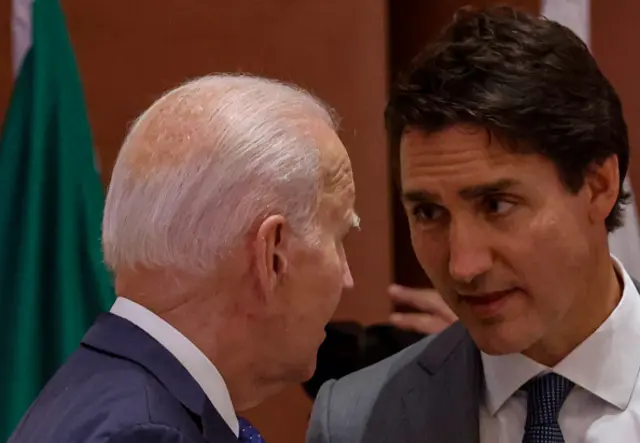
[222,367,287,412]
[116,269,278,410]
[153,294,274,409]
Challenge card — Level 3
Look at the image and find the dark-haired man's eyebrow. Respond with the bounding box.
[402,178,522,204]
[458,179,521,200]
[402,190,439,204]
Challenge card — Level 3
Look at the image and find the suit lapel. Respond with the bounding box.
[202,398,239,442]
[403,323,482,443]
[81,313,238,443]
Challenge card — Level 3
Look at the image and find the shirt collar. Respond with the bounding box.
[482,255,640,415]
[110,297,239,437]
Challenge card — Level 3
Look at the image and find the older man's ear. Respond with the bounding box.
[255,215,289,295]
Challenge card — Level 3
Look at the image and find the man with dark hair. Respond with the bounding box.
[307,6,640,442]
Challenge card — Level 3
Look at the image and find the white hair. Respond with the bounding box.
[102,74,338,274]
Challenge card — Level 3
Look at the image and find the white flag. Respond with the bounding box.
[11,0,34,76]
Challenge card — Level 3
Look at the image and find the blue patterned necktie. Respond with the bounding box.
[522,373,575,443]
[238,416,265,443]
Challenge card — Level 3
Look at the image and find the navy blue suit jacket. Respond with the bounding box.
[7,313,239,443]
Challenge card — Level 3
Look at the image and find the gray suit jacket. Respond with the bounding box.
[307,322,482,443]
[308,278,640,443]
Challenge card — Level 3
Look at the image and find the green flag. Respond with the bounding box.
[0,0,115,439]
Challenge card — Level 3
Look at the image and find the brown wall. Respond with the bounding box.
[4,1,639,442]
[61,0,392,326]
[1,1,389,442]
[592,0,640,198]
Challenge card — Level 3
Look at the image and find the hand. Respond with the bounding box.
[388,285,458,335]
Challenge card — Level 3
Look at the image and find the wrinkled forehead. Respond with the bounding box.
[312,122,352,189]
[314,124,356,221]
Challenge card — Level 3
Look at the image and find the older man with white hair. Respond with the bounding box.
[7,74,358,443]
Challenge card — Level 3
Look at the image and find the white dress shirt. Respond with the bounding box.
[480,257,640,442]
[110,297,239,437]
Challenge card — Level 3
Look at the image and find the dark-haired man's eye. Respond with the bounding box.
[412,204,445,223]
[484,197,515,216]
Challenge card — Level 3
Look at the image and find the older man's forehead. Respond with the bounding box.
[318,139,352,190]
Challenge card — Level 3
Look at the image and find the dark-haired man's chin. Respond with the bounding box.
[467,326,541,357]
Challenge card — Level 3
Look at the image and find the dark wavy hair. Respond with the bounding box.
[385,5,629,231]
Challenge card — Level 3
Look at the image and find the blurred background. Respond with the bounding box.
[2,0,640,441]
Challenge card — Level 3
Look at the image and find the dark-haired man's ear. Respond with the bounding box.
[585,156,620,227]
[255,215,289,296]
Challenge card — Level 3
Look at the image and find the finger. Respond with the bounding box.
[389,285,440,303]
[388,284,429,298]
[389,312,453,335]
[389,286,453,316]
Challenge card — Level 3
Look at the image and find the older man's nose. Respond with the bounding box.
[343,260,354,289]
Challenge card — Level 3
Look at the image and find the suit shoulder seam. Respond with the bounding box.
[326,379,335,443]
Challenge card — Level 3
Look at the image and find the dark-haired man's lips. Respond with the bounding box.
[460,289,517,318]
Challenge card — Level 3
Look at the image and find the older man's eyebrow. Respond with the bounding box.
[350,211,361,230]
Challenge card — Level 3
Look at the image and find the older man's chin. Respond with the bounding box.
[297,339,332,384]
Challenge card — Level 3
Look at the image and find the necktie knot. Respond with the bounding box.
[237,416,265,443]
[522,373,574,442]
[524,372,574,426]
